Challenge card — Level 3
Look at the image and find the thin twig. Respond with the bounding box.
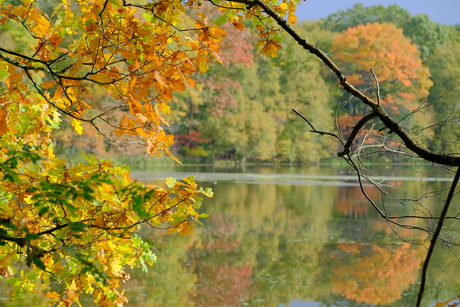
[370,68,380,105]
[416,165,460,307]
[291,108,344,144]
[338,112,377,157]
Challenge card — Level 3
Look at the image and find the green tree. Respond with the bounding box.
[426,41,460,154]
[275,23,335,162]
[170,23,336,163]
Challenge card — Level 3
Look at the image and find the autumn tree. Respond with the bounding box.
[322,3,456,60]
[0,0,222,304]
[330,22,434,147]
[1,0,459,306]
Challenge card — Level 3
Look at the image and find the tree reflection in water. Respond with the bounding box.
[2,166,458,306]
[124,167,459,307]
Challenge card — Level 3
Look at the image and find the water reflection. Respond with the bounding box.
[2,165,459,306]
[121,165,460,307]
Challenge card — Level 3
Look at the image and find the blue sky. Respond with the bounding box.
[295,0,460,25]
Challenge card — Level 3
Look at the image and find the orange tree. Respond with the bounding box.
[332,22,432,116]
[330,22,434,148]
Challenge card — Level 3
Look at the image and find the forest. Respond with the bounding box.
[47,3,460,166]
[1,0,460,306]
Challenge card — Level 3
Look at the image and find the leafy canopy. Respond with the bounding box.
[0,0,301,303]
[0,0,316,304]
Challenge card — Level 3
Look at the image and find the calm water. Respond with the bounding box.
[124,164,460,307]
[2,164,459,306]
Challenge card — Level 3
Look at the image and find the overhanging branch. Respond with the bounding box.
[228,0,460,166]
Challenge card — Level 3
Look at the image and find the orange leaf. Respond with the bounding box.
[42,80,56,89]
[45,291,61,299]
[288,14,297,24]
[0,107,8,136]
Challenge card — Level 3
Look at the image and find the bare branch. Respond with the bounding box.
[338,112,377,157]
[291,108,344,143]
[416,164,460,307]
[370,68,380,105]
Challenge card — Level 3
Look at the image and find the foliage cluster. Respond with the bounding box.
[0,0,222,304]
[1,0,460,305]
[55,3,459,165]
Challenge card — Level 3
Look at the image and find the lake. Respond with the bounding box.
[124,164,460,307]
[1,164,459,306]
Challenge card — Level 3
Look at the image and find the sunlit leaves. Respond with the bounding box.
[0,148,212,304]
[72,118,84,135]
[2,0,229,158]
[0,0,305,303]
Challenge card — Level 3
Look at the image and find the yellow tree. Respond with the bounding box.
[0,0,300,304]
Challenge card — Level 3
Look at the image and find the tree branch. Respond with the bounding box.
[241,0,460,166]
[291,108,343,143]
[338,112,377,157]
[416,164,460,307]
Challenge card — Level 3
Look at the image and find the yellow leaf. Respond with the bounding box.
[260,40,282,58]
[123,171,131,183]
[278,2,287,10]
[154,71,166,87]
[136,127,149,138]
[288,14,297,24]
[71,118,83,135]
[165,177,176,188]
[433,298,455,307]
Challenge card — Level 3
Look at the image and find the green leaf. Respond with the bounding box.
[0,227,8,236]
[33,257,46,270]
[165,177,176,188]
[0,62,10,81]
[199,187,214,197]
[80,151,98,164]
[132,234,143,248]
[38,206,49,216]
[132,195,150,218]
[25,233,40,241]
[68,222,88,232]
[143,13,153,23]
[214,13,228,26]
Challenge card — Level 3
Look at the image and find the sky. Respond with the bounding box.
[295,0,460,25]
